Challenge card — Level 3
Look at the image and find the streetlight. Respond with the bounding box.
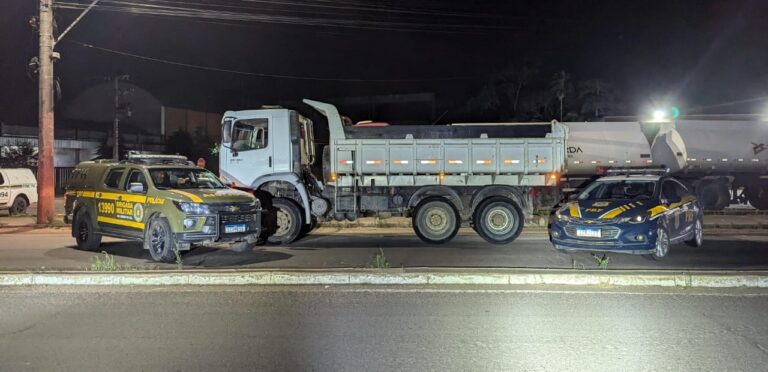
[652,109,668,122]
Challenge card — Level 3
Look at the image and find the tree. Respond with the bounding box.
[578,79,618,120]
[549,70,573,122]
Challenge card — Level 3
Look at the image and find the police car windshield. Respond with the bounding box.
[579,180,656,200]
[149,169,227,190]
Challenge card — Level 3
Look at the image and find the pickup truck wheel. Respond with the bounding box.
[74,211,102,251]
[473,196,523,245]
[145,217,178,263]
[267,198,304,245]
[412,197,459,244]
[8,196,28,216]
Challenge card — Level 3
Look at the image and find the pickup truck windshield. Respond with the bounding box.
[579,180,657,200]
[149,168,227,190]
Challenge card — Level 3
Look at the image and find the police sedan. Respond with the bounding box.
[549,173,703,259]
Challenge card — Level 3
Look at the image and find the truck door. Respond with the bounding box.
[0,171,10,206]
[224,116,273,186]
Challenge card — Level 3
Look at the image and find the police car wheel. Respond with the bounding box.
[267,198,304,245]
[8,196,28,216]
[145,217,178,263]
[413,197,460,244]
[645,222,670,260]
[473,196,523,245]
[74,211,102,251]
[685,218,703,248]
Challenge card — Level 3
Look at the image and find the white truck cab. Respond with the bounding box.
[0,168,37,216]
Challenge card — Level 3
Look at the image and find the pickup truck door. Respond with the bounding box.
[223,115,273,187]
[0,171,10,205]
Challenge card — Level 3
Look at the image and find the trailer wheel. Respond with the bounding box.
[745,186,768,210]
[697,182,730,210]
[473,196,523,245]
[412,197,459,244]
[267,198,304,245]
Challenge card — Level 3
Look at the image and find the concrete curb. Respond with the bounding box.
[2,269,768,288]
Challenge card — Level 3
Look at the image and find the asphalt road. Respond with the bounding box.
[0,227,766,271]
[1,285,768,371]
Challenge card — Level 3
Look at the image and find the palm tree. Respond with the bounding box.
[549,70,573,121]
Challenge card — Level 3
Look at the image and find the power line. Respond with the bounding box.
[54,0,518,34]
[64,39,480,82]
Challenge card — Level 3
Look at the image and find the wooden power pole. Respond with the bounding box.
[37,0,55,224]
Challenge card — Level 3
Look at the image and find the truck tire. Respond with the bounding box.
[745,186,768,210]
[412,197,459,244]
[267,198,304,245]
[74,210,102,251]
[144,217,178,263]
[697,182,730,210]
[473,196,524,245]
[8,196,28,216]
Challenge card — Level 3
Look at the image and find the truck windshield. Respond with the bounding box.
[579,180,656,200]
[149,169,227,190]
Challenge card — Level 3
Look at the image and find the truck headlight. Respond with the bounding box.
[173,201,210,215]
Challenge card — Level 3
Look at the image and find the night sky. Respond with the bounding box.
[1,0,767,126]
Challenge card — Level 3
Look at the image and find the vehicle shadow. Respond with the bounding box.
[59,241,293,268]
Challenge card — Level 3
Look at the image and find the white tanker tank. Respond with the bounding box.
[562,119,768,210]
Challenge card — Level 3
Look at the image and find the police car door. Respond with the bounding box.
[0,170,10,206]
[661,179,684,239]
[120,167,149,238]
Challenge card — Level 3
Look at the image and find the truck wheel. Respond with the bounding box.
[412,197,459,244]
[267,198,304,245]
[74,211,102,251]
[473,196,524,245]
[144,217,178,263]
[698,182,730,210]
[8,196,28,216]
[745,186,768,210]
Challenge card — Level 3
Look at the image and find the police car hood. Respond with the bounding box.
[565,199,651,220]
[165,188,255,204]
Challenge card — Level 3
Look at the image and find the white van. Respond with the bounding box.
[0,168,38,216]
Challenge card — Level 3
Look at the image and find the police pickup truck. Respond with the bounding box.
[64,153,262,262]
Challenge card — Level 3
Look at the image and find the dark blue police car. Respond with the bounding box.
[549,171,703,259]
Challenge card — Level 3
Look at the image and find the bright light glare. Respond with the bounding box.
[652,109,667,121]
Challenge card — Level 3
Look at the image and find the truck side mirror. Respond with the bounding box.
[222,119,233,144]
[128,182,144,194]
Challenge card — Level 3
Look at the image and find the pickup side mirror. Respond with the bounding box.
[128,182,145,194]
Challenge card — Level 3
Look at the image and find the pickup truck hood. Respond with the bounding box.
[165,188,254,204]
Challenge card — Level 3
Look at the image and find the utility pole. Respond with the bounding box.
[37,0,55,224]
[113,76,119,160]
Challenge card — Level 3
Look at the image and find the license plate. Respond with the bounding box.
[576,227,601,238]
[224,224,247,233]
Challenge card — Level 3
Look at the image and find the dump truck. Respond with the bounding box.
[218,99,567,245]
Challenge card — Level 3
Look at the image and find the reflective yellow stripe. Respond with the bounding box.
[169,190,203,203]
[94,192,147,203]
[568,203,581,218]
[599,207,624,219]
[97,216,144,229]
[649,205,668,218]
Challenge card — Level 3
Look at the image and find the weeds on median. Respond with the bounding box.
[88,252,158,271]
[174,246,183,270]
[591,253,611,269]
[369,248,390,269]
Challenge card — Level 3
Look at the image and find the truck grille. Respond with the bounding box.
[564,225,620,240]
